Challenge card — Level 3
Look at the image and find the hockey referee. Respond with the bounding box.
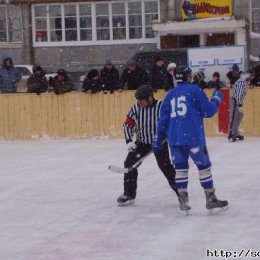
[117,85,179,206]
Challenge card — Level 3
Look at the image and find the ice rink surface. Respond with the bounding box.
[0,137,259,260]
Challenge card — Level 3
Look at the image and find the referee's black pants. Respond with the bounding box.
[123,142,178,199]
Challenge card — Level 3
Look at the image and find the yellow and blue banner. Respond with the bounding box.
[182,0,232,20]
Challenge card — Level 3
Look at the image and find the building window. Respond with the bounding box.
[32,0,159,45]
[160,35,199,49]
[206,33,234,46]
[96,3,110,40]
[0,5,23,43]
[252,0,260,33]
[112,2,126,40]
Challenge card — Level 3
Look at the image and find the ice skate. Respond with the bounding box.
[228,134,236,142]
[236,135,244,141]
[117,194,135,206]
[178,191,191,215]
[205,189,228,215]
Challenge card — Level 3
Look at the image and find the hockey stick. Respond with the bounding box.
[108,139,166,174]
[108,150,153,174]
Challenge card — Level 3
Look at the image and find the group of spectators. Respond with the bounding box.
[82,57,177,94]
[0,55,259,95]
[0,57,74,95]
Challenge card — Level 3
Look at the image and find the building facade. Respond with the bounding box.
[0,0,259,73]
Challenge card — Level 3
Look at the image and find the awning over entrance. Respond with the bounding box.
[152,18,246,34]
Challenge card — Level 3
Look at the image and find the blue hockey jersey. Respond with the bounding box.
[157,82,219,146]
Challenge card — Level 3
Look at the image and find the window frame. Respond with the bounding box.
[31,0,159,47]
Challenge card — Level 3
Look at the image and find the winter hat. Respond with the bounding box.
[87,69,99,79]
[2,57,13,67]
[154,56,164,63]
[33,65,44,73]
[105,59,112,65]
[213,72,220,78]
[57,69,68,78]
[127,60,137,67]
[231,64,239,72]
[3,57,12,63]
[167,63,177,71]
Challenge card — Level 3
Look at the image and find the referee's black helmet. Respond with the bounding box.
[135,85,154,100]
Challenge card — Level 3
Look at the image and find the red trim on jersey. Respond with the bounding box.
[125,116,136,127]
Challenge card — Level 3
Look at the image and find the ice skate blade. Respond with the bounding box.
[117,199,135,207]
[207,205,229,215]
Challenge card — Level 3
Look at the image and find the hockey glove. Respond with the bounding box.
[211,90,223,106]
[152,134,163,153]
[126,141,137,152]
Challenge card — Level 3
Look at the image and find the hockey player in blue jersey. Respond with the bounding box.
[152,65,228,214]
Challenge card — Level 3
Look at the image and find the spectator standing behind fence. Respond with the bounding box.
[207,72,224,89]
[192,71,207,89]
[250,64,260,86]
[82,69,101,93]
[166,62,177,91]
[226,64,242,87]
[0,57,21,93]
[149,56,168,92]
[49,69,73,95]
[119,60,148,90]
[27,65,48,94]
[100,59,119,94]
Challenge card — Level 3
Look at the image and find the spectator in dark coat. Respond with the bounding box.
[0,57,21,93]
[82,69,101,93]
[192,71,207,89]
[250,64,260,86]
[166,62,177,91]
[149,56,168,92]
[49,69,73,95]
[226,64,243,87]
[207,72,224,89]
[100,59,119,94]
[119,60,148,90]
[27,65,48,94]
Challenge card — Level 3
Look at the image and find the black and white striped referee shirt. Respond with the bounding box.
[123,100,162,144]
[231,78,249,106]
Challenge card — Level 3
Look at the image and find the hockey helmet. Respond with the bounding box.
[175,65,192,82]
[135,85,154,100]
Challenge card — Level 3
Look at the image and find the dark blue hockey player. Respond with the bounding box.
[152,65,228,214]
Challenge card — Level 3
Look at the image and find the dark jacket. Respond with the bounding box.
[82,78,102,93]
[120,66,148,90]
[100,66,119,93]
[49,75,73,94]
[150,64,168,91]
[27,69,48,94]
[192,80,207,89]
[165,72,176,91]
[207,80,224,89]
[0,57,21,93]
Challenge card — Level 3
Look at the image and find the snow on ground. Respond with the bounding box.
[0,137,259,260]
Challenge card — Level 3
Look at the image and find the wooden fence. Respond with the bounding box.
[0,89,259,140]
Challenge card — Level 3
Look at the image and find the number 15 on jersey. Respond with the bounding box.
[171,96,187,117]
